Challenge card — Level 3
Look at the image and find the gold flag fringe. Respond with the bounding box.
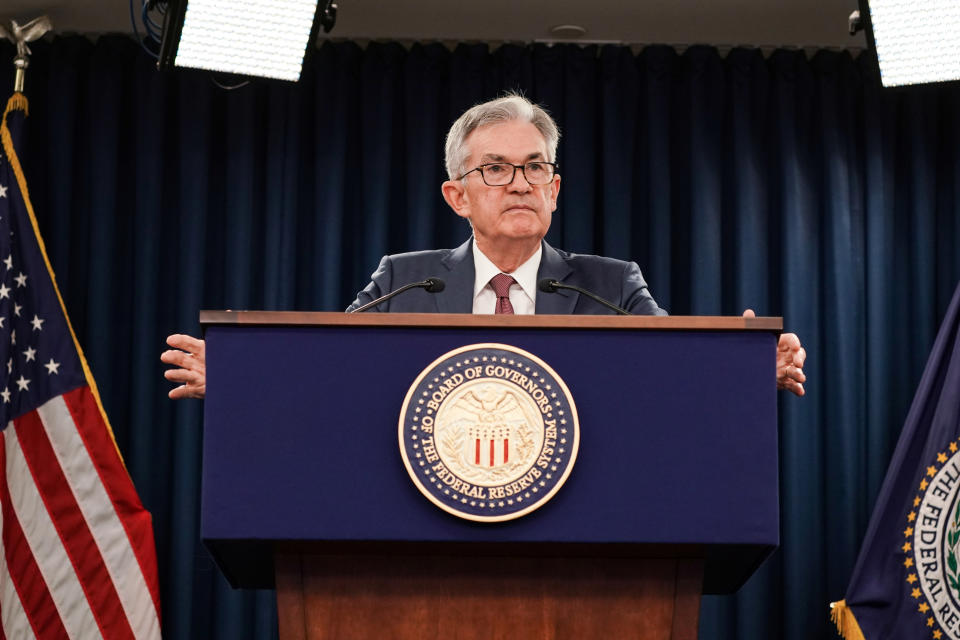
[1,92,125,465]
[830,600,866,640]
[5,93,28,117]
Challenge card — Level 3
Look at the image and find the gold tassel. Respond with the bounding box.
[3,92,29,119]
[830,600,866,640]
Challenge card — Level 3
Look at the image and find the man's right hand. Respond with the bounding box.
[161,334,206,399]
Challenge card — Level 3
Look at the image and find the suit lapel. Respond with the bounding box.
[535,242,577,314]
[434,239,576,314]
[437,239,475,313]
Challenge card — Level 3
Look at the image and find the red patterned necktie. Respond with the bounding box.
[490,273,516,314]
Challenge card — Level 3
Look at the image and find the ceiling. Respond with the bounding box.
[1,0,867,51]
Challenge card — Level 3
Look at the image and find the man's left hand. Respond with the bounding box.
[743,309,807,397]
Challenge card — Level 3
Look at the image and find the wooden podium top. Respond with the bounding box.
[200,310,783,332]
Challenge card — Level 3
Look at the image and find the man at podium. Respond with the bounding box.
[162,94,806,399]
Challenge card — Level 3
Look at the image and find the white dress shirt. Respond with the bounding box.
[471,241,541,315]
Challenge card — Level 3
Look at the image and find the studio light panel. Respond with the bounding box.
[174,0,319,81]
[866,0,960,87]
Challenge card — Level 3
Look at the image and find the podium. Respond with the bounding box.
[200,312,781,640]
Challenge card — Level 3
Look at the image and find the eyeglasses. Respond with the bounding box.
[459,162,558,186]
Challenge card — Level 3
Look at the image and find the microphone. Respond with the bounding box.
[350,277,446,313]
[537,278,632,316]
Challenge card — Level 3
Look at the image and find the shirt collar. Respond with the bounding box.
[472,239,542,301]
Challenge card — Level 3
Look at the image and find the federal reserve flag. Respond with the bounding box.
[0,94,161,637]
[832,282,960,639]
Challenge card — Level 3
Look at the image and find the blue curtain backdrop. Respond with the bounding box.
[1,34,959,639]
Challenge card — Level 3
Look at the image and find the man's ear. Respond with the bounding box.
[549,173,561,211]
[442,180,471,220]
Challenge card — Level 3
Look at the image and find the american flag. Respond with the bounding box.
[0,94,161,638]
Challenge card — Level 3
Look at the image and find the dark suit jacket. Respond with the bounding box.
[346,239,667,315]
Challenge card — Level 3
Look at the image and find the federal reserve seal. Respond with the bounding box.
[398,343,580,522]
[906,439,960,639]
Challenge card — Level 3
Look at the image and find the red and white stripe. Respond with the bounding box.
[0,387,161,639]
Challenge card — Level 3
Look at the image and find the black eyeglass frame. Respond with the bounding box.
[458,162,560,186]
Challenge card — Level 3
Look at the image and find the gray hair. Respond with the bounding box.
[444,93,560,180]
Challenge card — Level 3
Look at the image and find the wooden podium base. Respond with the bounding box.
[276,552,702,640]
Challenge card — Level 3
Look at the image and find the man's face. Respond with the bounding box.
[442,120,560,250]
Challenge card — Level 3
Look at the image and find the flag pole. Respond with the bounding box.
[13,53,26,94]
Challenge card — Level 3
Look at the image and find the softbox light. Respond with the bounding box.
[859,0,960,87]
[158,0,321,82]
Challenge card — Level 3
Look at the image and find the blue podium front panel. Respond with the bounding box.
[201,315,779,592]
